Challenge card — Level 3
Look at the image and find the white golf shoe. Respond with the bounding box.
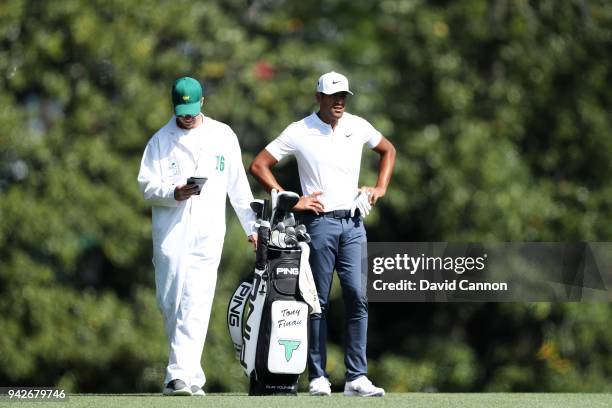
[309,376,332,396]
[343,376,385,397]
[162,379,192,396]
[190,385,205,396]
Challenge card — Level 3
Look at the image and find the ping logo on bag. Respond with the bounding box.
[228,283,251,327]
[278,339,301,362]
[276,264,299,276]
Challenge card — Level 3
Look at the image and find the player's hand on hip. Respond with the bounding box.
[174,184,199,201]
[293,191,324,215]
[362,186,386,205]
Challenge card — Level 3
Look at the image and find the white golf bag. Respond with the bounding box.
[227,193,320,395]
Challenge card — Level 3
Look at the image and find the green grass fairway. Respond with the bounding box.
[2,393,611,408]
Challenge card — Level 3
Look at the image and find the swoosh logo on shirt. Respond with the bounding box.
[345,133,352,138]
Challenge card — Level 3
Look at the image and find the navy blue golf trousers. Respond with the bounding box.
[300,212,368,381]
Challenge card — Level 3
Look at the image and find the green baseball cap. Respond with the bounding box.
[172,77,203,116]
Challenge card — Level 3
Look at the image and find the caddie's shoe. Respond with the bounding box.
[343,376,385,397]
[190,385,205,396]
[309,376,332,396]
[163,379,192,396]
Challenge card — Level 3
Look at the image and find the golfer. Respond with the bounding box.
[250,71,396,397]
[138,77,256,396]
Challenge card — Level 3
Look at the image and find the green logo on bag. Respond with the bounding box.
[278,339,301,362]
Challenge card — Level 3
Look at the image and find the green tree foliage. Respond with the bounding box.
[0,0,610,392]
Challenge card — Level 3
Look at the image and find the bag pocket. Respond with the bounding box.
[266,300,309,374]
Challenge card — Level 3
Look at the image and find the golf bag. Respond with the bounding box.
[227,192,320,396]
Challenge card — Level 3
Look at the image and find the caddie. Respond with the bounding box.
[138,77,257,396]
[250,71,396,397]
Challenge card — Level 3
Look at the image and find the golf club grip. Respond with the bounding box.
[255,226,270,270]
[261,199,270,221]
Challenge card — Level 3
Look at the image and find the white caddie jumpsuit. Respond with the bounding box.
[137,115,255,388]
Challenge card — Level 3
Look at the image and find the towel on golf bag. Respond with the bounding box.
[298,242,321,314]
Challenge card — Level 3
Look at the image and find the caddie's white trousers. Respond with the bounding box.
[155,232,223,388]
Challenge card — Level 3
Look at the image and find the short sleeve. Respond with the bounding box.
[265,126,296,161]
[361,118,382,148]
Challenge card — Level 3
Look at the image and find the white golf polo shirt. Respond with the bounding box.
[266,112,382,212]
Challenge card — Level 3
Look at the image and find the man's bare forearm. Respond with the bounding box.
[251,165,283,192]
[249,150,284,193]
[374,137,396,192]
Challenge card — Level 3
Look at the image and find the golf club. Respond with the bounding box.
[283,213,296,228]
[295,224,311,243]
[271,191,300,226]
